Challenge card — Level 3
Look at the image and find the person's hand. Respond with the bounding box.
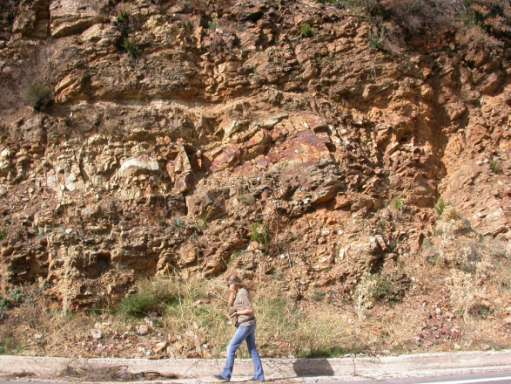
[229,310,238,318]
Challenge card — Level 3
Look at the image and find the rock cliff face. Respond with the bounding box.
[0,0,510,312]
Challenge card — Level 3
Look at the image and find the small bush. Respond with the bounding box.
[0,230,5,241]
[490,159,502,174]
[368,27,386,50]
[8,288,23,305]
[392,197,405,211]
[24,83,53,112]
[0,297,9,320]
[371,276,400,302]
[0,336,21,355]
[174,218,186,229]
[192,217,208,232]
[0,288,24,317]
[119,279,178,318]
[435,198,446,216]
[355,273,405,316]
[207,21,218,30]
[116,11,129,25]
[300,23,314,38]
[250,222,271,248]
[121,38,140,59]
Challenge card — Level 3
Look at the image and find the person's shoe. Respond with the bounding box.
[214,374,229,382]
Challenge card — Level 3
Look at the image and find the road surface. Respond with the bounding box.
[2,370,511,383]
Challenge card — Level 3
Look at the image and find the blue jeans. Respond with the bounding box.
[221,324,264,382]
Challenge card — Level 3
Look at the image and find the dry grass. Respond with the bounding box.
[1,256,511,358]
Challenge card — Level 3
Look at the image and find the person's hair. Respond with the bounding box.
[227,272,254,292]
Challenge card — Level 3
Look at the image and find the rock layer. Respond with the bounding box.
[0,0,510,310]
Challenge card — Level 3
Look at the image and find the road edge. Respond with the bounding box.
[1,350,511,381]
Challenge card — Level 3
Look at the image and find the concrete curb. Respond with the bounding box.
[1,350,511,381]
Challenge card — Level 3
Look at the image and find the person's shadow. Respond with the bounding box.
[292,358,335,377]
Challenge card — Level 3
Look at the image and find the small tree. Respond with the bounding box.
[24,83,53,112]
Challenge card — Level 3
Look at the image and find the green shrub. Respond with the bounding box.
[371,276,399,302]
[250,222,271,248]
[119,279,178,318]
[490,159,502,174]
[368,27,386,50]
[300,23,314,38]
[0,337,21,355]
[192,217,208,233]
[0,296,9,319]
[0,230,5,241]
[0,288,24,315]
[24,83,53,112]
[207,21,218,30]
[435,198,446,216]
[392,197,405,211]
[121,38,140,59]
[355,273,405,316]
[116,11,129,25]
[8,288,23,305]
[174,218,185,229]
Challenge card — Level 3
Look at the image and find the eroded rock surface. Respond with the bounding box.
[0,0,509,311]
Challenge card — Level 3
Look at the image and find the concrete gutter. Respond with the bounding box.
[1,350,511,382]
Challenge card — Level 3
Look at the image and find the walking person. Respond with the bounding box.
[215,274,265,382]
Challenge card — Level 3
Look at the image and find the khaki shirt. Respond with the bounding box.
[231,288,256,327]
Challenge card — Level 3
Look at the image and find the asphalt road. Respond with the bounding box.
[2,370,511,383]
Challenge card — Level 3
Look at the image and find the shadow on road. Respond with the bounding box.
[292,358,334,377]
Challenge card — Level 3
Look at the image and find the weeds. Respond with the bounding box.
[0,336,21,355]
[119,279,179,318]
[368,27,386,51]
[207,21,218,30]
[250,222,271,249]
[193,217,208,232]
[116,11,129,25]
[435,198,446,216]
[174,218,186,229]
[24,83,53,112]
[392,197,405,211]
[490,159,502,174]
[0,229,5,241]
[300,23,314,38]
[114,11,141,60]
[8,288,23,305]
[0,287,24,316]
[355,273,405,317]
[121,38,140,59]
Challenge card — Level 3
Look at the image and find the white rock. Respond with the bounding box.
[136,324,149,336]
[119,157,160,174]
[91,329,103,340]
